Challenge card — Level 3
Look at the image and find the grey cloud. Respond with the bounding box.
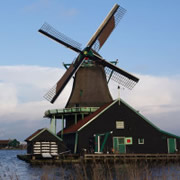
[0,66,180,140]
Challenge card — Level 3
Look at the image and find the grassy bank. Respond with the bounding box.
[1,161,179,180]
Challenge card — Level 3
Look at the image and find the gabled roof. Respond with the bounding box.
[59,100,117,134]
[60,98,180,139]
[120,99,180,139]
[25,128,63,142]
[25,128,43,141]
[0,140,10,144]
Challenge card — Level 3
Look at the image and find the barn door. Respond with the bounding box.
[113,137,126,153]
[167,138,176,153]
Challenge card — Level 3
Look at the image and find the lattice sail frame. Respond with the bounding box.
[40,23,82,52]
[44,84,57,102]
[105,66,137,90]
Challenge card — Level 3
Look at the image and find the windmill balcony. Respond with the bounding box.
[44,107,99,118]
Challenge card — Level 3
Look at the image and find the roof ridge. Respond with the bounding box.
[25,128,64,142]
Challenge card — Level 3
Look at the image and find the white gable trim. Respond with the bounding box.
[78,100,118,132]
[29,128,63,142]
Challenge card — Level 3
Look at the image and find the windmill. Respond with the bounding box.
[25,4,180,156]
[39,4,139,108]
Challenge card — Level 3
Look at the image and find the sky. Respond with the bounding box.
[0,0,180,141]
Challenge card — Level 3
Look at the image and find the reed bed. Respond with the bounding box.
[1,161,179,180]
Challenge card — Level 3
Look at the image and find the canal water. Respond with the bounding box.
[0,150,179,180]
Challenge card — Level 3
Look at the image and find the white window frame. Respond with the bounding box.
[138,138,144,144]
[116,121,124,129]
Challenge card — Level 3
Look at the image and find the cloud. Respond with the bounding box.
[0,82,17,113]
[0,65,180,141]
[0,66,72,122]
[0,65,74,140]
[127,74,180,115]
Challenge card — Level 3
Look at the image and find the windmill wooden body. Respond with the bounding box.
[38,4,180,154]
[66,63,113,108]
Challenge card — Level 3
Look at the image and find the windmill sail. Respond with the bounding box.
[92,53,139,90]
[44,56,84,103]
[90,4,126,52]
[105,67,137,90]
[39,23,82,53]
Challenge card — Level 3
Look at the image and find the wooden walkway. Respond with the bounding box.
[17,153,180,165]
[83,153,180,163]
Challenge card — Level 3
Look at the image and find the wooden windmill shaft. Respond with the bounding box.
[66,63,112,108]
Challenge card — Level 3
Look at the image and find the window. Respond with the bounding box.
[116,121,124,129]
[125,137,133,145]
[118,137,125,144]
[138,138,144,144]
